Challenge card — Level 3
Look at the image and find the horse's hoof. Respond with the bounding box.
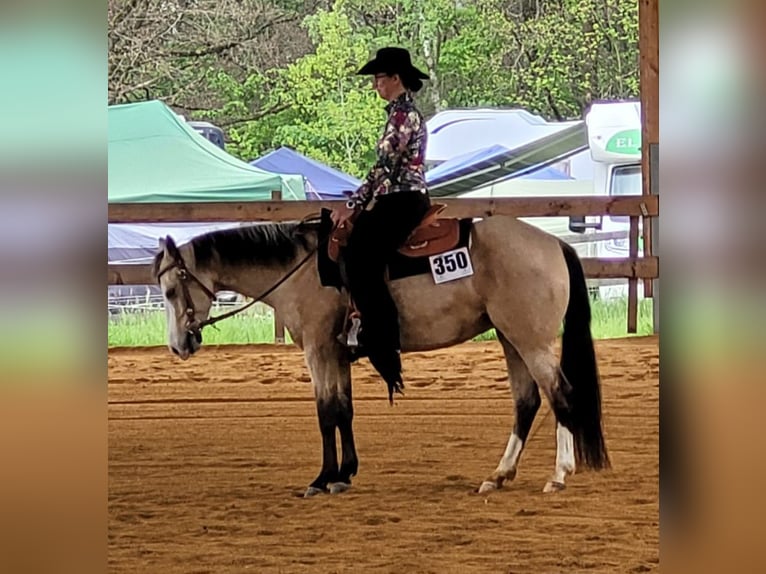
[303,486,325,498]
[477,480,498,495]
[328,482,351,494]
[543,481,566,493]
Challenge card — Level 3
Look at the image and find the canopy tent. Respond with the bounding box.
[108,222,244,264]
[108,100,305,203]
[424,122,588,197]
[250,147,361,200]
[108,100,309,269]
[108,224,161,263]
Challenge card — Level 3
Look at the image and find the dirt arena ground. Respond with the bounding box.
[108,336,659,573]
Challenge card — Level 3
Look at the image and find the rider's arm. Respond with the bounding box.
[347,107,420,210]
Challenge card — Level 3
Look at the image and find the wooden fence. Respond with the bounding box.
[108,195,658,337]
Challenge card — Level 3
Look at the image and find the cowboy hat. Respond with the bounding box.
[357,47,430,80]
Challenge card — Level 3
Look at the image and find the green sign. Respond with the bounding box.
[605,129,641,155]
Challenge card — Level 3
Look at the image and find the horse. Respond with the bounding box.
[151,212,610,497]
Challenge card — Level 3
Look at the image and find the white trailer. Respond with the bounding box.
[585,101,643,298]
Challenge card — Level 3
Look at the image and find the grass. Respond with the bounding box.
[108,297,653,348]
[108,306,289,347]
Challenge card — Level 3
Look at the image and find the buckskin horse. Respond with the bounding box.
[152,205,610,497]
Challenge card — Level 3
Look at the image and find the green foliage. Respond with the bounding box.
[212,7,385,176]
[438,2,516,108]
[507,0,640,119]
[590,296,653,339]
[272,9,383,176]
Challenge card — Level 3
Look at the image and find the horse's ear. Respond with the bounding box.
[158,237,166,250]
[162,235,179,255]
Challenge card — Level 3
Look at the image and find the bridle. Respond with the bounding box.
[156,243,318,337]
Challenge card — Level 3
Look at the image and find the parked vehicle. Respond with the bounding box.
[585,101,644,298]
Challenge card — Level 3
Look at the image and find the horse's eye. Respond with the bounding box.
[165,287,176,299]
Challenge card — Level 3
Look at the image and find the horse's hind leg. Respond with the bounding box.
[522,346,577,493]
[478,334,541,494]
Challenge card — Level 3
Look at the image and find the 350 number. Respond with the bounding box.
[433,251,469,275]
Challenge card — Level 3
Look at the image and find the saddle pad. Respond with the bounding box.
[387,218,474,281]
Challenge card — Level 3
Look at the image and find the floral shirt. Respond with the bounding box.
[349,91,428,207]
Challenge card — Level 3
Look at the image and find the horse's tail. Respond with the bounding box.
[559,241,610,470]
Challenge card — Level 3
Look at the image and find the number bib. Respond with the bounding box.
[428,247,474,284]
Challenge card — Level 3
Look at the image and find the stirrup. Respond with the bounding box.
[338,300,362,349]
[337,316,362,348]
[346,315,362,348]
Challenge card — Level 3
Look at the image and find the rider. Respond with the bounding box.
[331,46,431,401]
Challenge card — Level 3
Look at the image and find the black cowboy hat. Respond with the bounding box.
[357,47,430,80]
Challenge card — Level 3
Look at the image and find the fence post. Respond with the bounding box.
[628,216,639,333]
[271,189,286,344]
[639,0,659,310]
[650,144,659,334]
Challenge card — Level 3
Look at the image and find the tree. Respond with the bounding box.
[337,0,516,116]
[218,7,384,175]
[107,0,319,112]
[507,0,640,119]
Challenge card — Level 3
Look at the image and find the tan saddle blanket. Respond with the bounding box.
[328,203,460,262]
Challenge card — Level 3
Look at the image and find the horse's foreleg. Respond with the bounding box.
[304,345,357,497]
[307,396,357,496]
[479,335,540,494]
[335,379,358,491]
[305,398,340,497]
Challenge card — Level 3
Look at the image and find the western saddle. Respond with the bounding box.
[328,203,460,263]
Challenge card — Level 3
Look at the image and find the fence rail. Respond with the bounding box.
[108,196,658,336]
[108,196,658,223]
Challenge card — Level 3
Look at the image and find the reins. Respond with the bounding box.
[202,246,317,330]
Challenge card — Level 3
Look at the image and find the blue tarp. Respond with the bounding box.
[426,144,510,184]
[251,147,361,200]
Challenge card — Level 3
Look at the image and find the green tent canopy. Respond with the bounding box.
[108,100,305,202]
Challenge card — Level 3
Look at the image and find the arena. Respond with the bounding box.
[109,336,658,573]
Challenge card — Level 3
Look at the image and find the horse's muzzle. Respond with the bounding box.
[185,329,202,355]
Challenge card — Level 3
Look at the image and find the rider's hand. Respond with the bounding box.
[331,203,358,228]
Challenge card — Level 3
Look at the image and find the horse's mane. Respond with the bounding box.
[193,222,314,269]
[151,222,316,277]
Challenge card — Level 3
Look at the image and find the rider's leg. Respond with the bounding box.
[345,191,430,400]
[347,191,430,347]
[345,224,391,349]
